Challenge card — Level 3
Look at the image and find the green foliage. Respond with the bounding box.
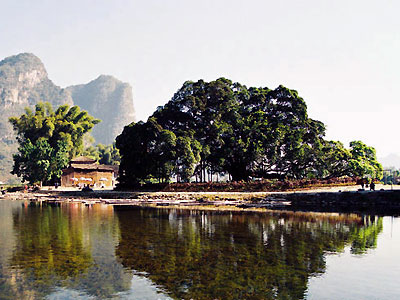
[153,128,177,182]
[12,139,69,184]
[83,143,121,165]
[116,118,178,184]
[175,136,201,182]
[9,102,100,184]
[313,140,382,181]
[315,141,352,179]
[117,78,383,187]
[348,141,383,179]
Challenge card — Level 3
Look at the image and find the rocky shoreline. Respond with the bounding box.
[2,185,400,215]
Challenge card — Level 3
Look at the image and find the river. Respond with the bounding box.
[0,200,399,299]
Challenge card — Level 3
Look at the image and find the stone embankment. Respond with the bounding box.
[286,190,400,213]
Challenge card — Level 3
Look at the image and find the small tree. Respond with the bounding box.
[12,139,69,185]
[9,102,100,184]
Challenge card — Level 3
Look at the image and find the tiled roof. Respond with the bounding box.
[70,163,115,171]
[70,156,96,164]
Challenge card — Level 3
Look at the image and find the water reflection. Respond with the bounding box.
[1,201,132,299]
[0,201,386,299]
[115,208,382,300]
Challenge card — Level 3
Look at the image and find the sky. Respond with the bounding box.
[1,0,399,159]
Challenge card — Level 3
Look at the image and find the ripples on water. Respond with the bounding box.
[0,200,399,299]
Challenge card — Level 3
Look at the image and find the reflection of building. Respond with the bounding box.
[61,156,118,188]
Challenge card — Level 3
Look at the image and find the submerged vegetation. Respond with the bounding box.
[117,78,382,187]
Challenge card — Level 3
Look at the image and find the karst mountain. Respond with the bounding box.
[0,53,135,183]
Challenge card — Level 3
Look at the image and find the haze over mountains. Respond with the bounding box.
[67,75,134,145]
[379,153,400,169]
[0,53,135,183]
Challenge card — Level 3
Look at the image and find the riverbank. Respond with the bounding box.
[2,184,400,214]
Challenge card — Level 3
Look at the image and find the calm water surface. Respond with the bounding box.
[0,200,399,299]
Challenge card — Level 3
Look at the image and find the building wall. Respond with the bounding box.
[61,169,114,188]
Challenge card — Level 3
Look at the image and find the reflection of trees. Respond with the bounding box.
[10,202,93,296]
[0,201,18,300]
[350,215,382,254]
[115,208,383,300]
[8,202,131,299]
[74,204,132,298]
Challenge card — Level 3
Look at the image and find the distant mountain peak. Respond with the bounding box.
[0,52,72,108]
[67,75,135,144]
[96,74,119,81]
[0,52,44,66]
[0,52,47,77]
[379,153,400,169]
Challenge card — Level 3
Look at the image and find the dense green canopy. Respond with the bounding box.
[9,102,100,184]
[82,142,121,166]
[116,78,382,186]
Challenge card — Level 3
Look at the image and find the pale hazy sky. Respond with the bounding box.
[1,0,399,158]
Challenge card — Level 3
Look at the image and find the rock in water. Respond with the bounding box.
[67,75,135,145]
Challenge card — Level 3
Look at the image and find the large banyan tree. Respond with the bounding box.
[117,78,382,186]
